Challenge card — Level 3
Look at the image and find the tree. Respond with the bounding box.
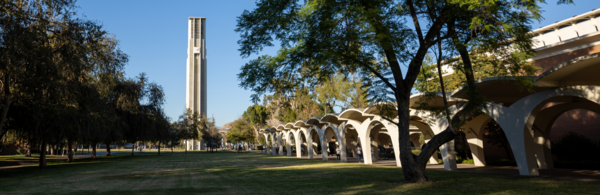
[227,118,255,153]
[177,109,201,154]
[315,73,368,112]
[242,104,269,143]
[201,115,221,153]
[236,0,570,182]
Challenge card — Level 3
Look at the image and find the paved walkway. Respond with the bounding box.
[257,151,600,182]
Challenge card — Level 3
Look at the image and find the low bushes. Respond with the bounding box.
[552,131,600,161]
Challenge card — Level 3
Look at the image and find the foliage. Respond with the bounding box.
[315,73,368,112]
[484,120,513,160]
[177,109,203,146]
[227,118,255,145]
[551,131,600,161]
[201,116,221,152]
[243,104,270,142]
[0,0,171,165]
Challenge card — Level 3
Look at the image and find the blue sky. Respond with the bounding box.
[76,1,599,127]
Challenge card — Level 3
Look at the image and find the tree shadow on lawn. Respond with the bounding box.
[64,187,226,195]
[0,155,135,178]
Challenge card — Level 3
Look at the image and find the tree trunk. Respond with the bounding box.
[131,143,134,155]
[106,142,112,156]
[91,143,97,158]
[67,141,74,162]
[158,141,161,155]
[185,140,187,154]
[0,72,12,142]
[39,141,47,168]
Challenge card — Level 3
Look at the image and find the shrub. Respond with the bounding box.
[17,148,25,155]
[255,146,263,150]
[552,131,600,161]
[460,159,474,164]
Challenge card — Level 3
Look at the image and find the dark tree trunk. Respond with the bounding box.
[106,142,112,156]
[0,72,12,141]
[39,141,47,168]
[91,143,97,158]
[158,141,161,155]
[131,143,134,155]
[67,141,74,162]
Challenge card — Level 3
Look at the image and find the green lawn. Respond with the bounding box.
[0,151,598,194]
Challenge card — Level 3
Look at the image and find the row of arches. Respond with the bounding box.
[260,85,600,176]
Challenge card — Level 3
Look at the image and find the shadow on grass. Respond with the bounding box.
[64,187,226,195]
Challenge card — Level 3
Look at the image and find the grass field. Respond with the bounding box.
[0,151,598,194]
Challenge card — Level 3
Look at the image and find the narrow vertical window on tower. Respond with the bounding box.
[194,19,200,47]
[194,53,200,111]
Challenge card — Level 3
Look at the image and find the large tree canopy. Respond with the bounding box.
[237,0,571,182]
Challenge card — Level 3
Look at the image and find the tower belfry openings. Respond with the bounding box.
[186,17,207,150]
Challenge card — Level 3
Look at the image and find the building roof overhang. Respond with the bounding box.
[536,53,600,87]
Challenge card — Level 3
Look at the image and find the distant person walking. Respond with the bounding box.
[336,147,340,160]
[356,146,362,163]
[371,147,375,161]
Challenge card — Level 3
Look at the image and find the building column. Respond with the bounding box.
[307,131,314,159]
[321,132,328,161]
[270,133,275,155]
[286,133,292,157]
[295,131,302,158]
[466,133,486,166]
[440,140,457,171]
[358,131,372,165]
[277,132,283,156]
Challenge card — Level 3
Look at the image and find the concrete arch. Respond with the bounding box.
[283,131,293,157]
[307,126,323,160]
[339,122,364,163]
[321,124,341,161]
[365,117,402,167]
[481,85,600,176]
[344,118,374,164]
[297,128,309,158]
[408,110,457,171]
[461,114,494,167]
[529,100,600,169]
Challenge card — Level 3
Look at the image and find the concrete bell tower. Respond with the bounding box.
[186,17,207,150]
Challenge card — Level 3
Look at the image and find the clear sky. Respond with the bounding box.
[75,0,599,127]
